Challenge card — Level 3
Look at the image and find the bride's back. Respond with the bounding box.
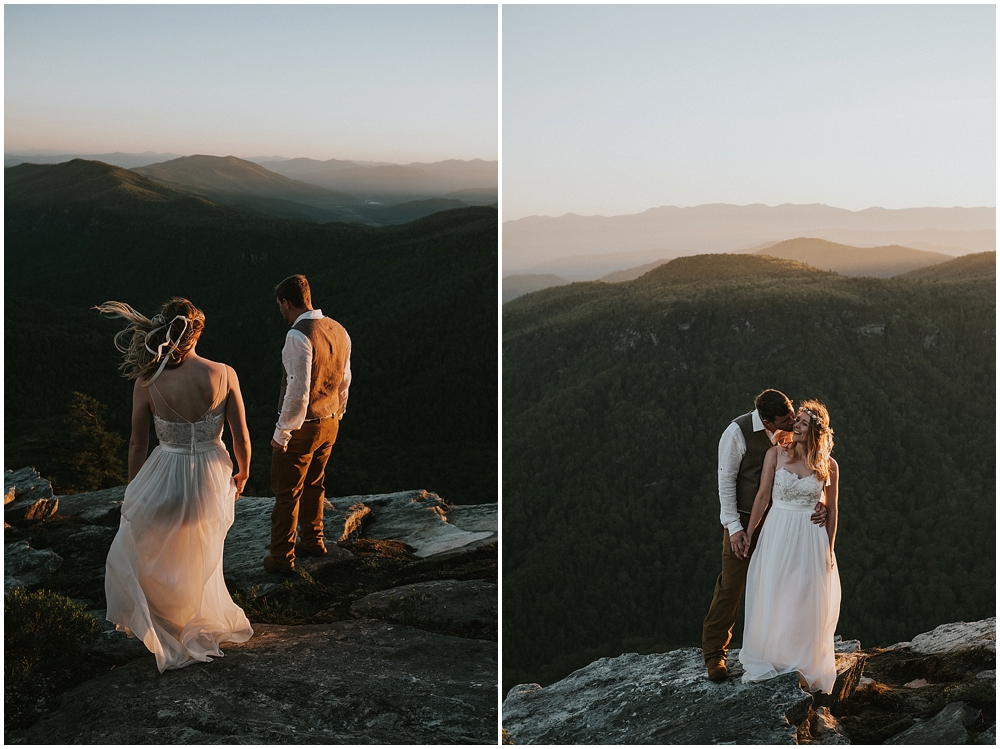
[145,355,227,423]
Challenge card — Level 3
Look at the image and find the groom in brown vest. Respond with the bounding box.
[701,389,825,682]
[264,274,352,574]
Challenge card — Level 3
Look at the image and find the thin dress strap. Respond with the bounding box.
[150,366,228,423]
[149,382,190,424]
[214,365,229,414]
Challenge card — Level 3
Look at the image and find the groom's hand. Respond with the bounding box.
[271,438,287,453]
[811,502,827,526]
[730,530,750,559]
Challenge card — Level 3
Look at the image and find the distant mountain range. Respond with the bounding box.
[255,157,497,200]
[751,237,953,276]
[5,151,498,226]
[5,158,497,504]
[4,150,184,169]
[501,237,988,303]
[502,274,570,304]
[503,203,996,277]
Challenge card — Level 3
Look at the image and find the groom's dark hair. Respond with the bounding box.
[755,389,793,422]
[275,274,312,309]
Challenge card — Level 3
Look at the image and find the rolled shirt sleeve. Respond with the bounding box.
[272,330,312,447]
[338,332,352,418]
[717,421,747,536]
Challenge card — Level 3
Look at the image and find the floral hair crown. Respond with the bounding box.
[801,408,827,431]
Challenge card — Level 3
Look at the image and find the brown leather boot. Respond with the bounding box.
[262,554,296,575]
[706,658,729,683]
[296,540,328,557]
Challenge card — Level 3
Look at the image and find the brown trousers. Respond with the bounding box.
[269,417,339,563]
[701,509,766,664]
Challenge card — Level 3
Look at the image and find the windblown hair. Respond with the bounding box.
[754,389,793,423]
[274,274,311,309]
[95,297,205,380]
[797,399,834,483]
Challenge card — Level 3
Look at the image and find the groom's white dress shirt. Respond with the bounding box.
[272,309,352,447]
[717,409,779,536]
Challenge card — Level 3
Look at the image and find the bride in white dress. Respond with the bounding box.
[739,400,840,693]
[98,298,254,672]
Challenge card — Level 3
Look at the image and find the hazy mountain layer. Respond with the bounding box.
[262,157,497,199]
[503,203,996,274]
[5,159,497,504]
[6,159,191,206]
[502,253,994,690]
[4,150,183,169]
[134,154,360,204]
[502,274,570,304]
[752,237,952,277]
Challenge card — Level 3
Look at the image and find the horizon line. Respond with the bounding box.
[504,203,998,222]
[4,148,498,166]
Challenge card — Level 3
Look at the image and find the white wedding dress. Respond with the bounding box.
[105,370,253,672]
[739,467,841,693]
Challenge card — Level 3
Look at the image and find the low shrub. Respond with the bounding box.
[5,587,101,682]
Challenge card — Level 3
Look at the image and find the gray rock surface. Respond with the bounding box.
[55,485,125,522]
[6,620,497,744]
[503,639,868,745]
[503,646,814,744]
[908,617,996,655]
[885,701,981,745]
[351,579,497,635]
[5,481,497,599]
[222,493,497,593]
[973,723,996,744]
[5,473,497,744]
[4,540,63,591]
[222,496,356,594]
[341,490,496,557]
[4,467,59,523]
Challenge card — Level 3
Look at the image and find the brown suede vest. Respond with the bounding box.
[278,316,350,421]
[734,411,775,514]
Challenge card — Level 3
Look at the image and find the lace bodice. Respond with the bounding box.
[154,412,224,446]
[773,467,824,506]
[149,365,228,447]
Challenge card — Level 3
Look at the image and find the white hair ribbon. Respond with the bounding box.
[143,315,190,385]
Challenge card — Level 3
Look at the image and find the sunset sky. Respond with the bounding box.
[5,4,498,163]
[503,4,995,220]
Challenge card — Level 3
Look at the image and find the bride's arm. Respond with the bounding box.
[743,446,779,552]
[128,379,152,482]
[825,458,840,554]
[225,366,252,499]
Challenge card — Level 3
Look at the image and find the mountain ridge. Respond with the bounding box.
[6,162,498,504]
[504,203,995,275]
[133,154,361,204]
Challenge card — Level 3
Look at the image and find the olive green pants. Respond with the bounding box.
[269,417,339,563]
[701,510,764,664]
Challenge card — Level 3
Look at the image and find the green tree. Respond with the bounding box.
[62,392,128,491]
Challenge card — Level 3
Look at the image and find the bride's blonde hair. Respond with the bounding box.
[95,298,205,381]
[797,399,834,483]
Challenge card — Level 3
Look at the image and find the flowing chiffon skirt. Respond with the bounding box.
[105,439,253,672]
[739,493,841,693]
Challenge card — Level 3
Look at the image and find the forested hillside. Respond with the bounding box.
[5,160,497,504]
[502,253,995,692]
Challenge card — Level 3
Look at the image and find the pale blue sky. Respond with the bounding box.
[503,4,995,219]
[5,4,498,163]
